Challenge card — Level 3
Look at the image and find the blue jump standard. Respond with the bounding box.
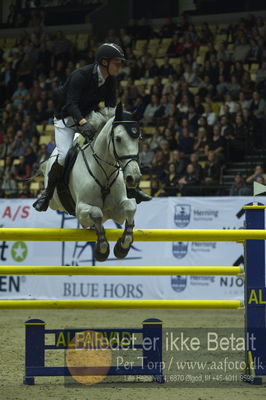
[24,318,165,385]
[244,204,266,384]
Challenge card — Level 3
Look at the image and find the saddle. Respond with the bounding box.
[56,144,79,216]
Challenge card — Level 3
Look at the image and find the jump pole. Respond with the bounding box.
[2,228,266,241]
[0,300,242,309]
[0,266,243,276]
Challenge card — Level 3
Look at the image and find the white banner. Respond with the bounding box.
[0,197,264,300]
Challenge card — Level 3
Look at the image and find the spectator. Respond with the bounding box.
[178,163,200,195]
[206,125,225,162]
[11,130,28,158]
[143,94,160,125]
[1,172,17,198]
[11,81,29,108]
[139,143,154,174]
[178,127,194,157]
[246,165,266,184]
[165,163,179,196]
[230,173,251,196]
[189,153,203,182]
[15,155,31,181]
[203,151,221,183]
[203,104,217,126]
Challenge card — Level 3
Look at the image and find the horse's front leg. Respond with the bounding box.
[114,199,136,259]
[76,201,110,262]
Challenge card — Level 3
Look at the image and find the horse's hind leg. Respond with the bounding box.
[76,201,110,262]
[114,199,136,259]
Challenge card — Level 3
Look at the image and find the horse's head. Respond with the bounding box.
[111,103,142,188]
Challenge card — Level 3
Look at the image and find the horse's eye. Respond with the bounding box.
[116,137,122,143]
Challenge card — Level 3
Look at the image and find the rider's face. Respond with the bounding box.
[108,59,123,76]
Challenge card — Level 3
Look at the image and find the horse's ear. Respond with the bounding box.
[114,102,123,121]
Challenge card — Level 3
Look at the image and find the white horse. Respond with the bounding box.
[42,103,142,261]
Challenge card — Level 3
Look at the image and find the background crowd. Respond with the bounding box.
[0,11,266,198]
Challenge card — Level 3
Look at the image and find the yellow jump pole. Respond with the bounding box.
[1,228,266,242]
[0,266,243,276]
[0,300,243,309]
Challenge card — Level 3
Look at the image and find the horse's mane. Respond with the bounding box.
[88,108,115,137]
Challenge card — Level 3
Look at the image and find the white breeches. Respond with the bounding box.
[54,117,76,166]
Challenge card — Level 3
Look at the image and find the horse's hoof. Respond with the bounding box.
[114,238,131,259]
[94,243,110,262]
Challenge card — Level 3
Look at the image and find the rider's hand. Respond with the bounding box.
[78,121,96,140]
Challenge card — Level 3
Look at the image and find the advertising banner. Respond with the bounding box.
[0,197,263,300]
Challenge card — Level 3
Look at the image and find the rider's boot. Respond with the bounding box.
[127,187,152,204]
[33,161,64,212]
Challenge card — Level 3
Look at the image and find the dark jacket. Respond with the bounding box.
[54,63,116,122]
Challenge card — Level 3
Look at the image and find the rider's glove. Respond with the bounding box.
[78,121,96,140]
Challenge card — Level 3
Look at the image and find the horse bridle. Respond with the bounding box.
[79,119,140,200]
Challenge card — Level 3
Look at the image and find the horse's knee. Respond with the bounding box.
[120,199,136,219]
[76,203,103,227]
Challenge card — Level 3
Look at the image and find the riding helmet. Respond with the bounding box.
[95,43,126,64]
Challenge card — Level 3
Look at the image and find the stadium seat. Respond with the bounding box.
[40,136,53,145]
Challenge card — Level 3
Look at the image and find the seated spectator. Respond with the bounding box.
[168,150,186,177]
[203,152,221,183]
[11,130,28,158]
[176,94,190,115]
[238,91,251,109]
[256,61,266,84]
[159,57,174,77]
[162,128,177,151]
[206,125,225,163]
[178,163,200,195]
[193,127,209,158]
[24,145,37,168]
[148,127,164,152]
[0,155,16,180]
[1,172,17,198]
[162,74,179,96]
[194,94,204,115]
[178,127,194,157]
[151,150,168,180]
[183,64,199,87]
[143,95,160,125]
[0,136,13,159]
[165,163,180,196]
[203,104,217,126]
[250,90,265,119]
[15,155,31,181]
[227,76,241,99]
[189,153,203,182]
[216,75,228,99]
[198,75,214,98]
[233,37,251,62]
[230,173,251,196]
[154,95,171,124]
[219,93,237,115]
[139,143,154,174]
[187,106,198,132]
[11,81,29,108]
[246,165,266,184]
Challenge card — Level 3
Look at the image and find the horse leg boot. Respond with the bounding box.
[127,187,152,204]
[33,161,64,211]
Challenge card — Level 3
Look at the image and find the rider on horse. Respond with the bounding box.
[33,43,152,212]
